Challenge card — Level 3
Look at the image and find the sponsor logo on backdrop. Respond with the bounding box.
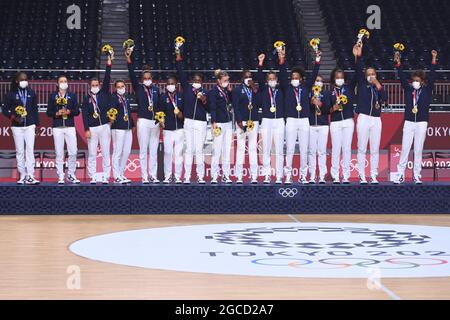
[70,223,450,278]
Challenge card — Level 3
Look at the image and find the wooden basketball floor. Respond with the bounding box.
[1,214,450,300]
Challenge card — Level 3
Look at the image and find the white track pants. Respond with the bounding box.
[211,122,233,179]
[235,121,259,179]
[285,117,310,178]
[330,118,354,180]
[11,125,36,178]
[53,127,78,179]
[308,125,329,180]
[111,129,132,179]
[87,124,111,179]
[184,118,207,180]
[397,120,428,179]
[137,118,160,180]
[357,113,382,178]
[163,129,184,179]
[260,118,285,179]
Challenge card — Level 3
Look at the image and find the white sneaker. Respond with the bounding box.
[251,177,258,184]
[333,177,340,184]
[236,177,243,184]
[90,178,97,185]
[370,176,379,185]
[319,177,326,184]
[264,176,271,184]
[150,177,160,184]
[359,175,368,184]
[197,177,206,184]
[175,177,182,184]
[58,177,65,185]
[122,176,132,184]
[114,177,123,184]
[17,176,26,185]
[183,177,191,184]
[393,174,404,184]
[102,177,109,185]
[223,176,232,184]
[284,175,292,185]
[163,177,171,184]
[275,178,282,184]
[414,177,423,185]
[299,176,308,185]
[342,178,350,184]
[211,177,218,184]
[142,177,150,185]
[25,176,40,185]
[309,178,316,184]
[68,175,80,184]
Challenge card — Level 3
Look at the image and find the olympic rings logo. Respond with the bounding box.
[251,257,448,270]
[278,188,299,198]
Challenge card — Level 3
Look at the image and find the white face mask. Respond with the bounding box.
[166,85,176,93]
[412,81,421,90]
[268,80,278,88]
[314,81,323,88]
[59,83,68,91]
[192,83,202,90]
[244,78,252,86]
[19,81,28,89]
[221,81,229,89]
[91,87,100,95]
[291,79,300,87]
[117,88,126,96]
[143,80,152,87]
[335,79,345,87]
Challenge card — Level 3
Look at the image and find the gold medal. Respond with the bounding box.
[213,127,222,137]
[248,103,253,111]
[296,104,302,112]
[93,112,99,119]
[270,105,276,113]
[174,107,180,115]
[148,103,154,112]
[412,105,418,114]
[375,102,380,109]
[123,114,129,122]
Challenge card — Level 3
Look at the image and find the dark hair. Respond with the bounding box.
[167,73,178,82]
[411,70,426,82]
[10,72,27,91]
[330,67,345,85]
[142,64,152,76]
[56,74,68,83]
[114,79,126,87]
[266,71,278,79]
[291,66,305,79]
[89,77,100,85]
[192,72,204,81]
[241,70,252,80]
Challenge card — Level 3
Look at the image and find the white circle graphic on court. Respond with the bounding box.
[69,223,450,278]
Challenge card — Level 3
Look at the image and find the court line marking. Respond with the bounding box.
[286,213,401,300]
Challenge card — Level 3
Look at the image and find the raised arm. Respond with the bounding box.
[256,54,266,90]
[428,50,438,88]
[305,50,322,89]
[101,55,112,95]
[126,48,140,93]
[394,51,410,90]
[175,52,189,89]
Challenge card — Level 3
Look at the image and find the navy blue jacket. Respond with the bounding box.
[2,88,39,127]
[82,64,111,130]
[128,59,161,121]
[208,85,233,124]
[232,83,259,123]
[309,90,330,126]
[176,59,208,121]
[280,61,320,119]
[396,62,437,122]
[110,93,135,130]
[159,91,184,131]
[355,57,388,117]
[256,65,284,120]
[46,91,80,127]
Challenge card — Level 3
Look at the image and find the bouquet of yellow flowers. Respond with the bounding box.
[309,38,320,54]
[155,111,166,125]
[213,126,222,137]
[107,108,118,122]
[393,43,406,58]
[174,36,185,55]
[274,41,286,53]
[122,39,135,51]
[102,44,114,59]
[357,28,370,46]
[246,120,255,132]
[336,94,348,112]
[56,97,68,106]
[15,105,27,117]
[312,85,322,115]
